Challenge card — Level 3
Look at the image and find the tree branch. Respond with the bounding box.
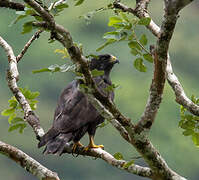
[134,0,180,131]
[17,30,43,62]
[0,36,44,139]
[0,140,60,180]
[61,142,153,178]
[166,56,199,116]
[0,0,25,11]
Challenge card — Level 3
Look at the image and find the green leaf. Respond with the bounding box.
[79,84,88,90]
[185,114,194,121]
[33,64,76,74]
[34,15,43,21]
[183,129,194,136]
[48,64,61,72]
[55,3,69,10]
[32,68,51,74]
[16,11,26,15]
[133,58,147,72]
[50,2,69,16]
[96,39,116,52]
[103,31,120,40]
[28,91,40,99]
[138,17,151,26]
[20,88,31,99]
[104,84,120,92]
[120,12,129,22]
[8,123,25,132]
[123,160,134,168]
[30,103,37,110]
[130,49,140,56]
[139,34,147,46]
[19,124,26,134]
[128,41,142,50]
[143,53,153,63]
[21,21,33,34]
[191,95,196,103]
[113,152,124,160]
[48,39,56,44]
[91,69,104,77]
[54,48,70,59]
[130,18,139,25]
[98,121,109,128]
[9,15,27,27]
[108,16,123,27]
[180,120,195,130]
[128,32,135,41]
[86,54,98,59]
[25,9,36,15]
[1,108,15,116]
[8,98,18,108]
[192,133,199,146]
[60,64,76,73]
[75,0,85,6]
[8,113,16,124]
[11,117,24,124]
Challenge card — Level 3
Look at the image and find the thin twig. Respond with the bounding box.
[17,30,43,62]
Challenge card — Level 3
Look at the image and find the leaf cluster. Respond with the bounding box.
[97,12,153,72]
[179,95,199,146]
[1,88,40,133]
[10,0,87,34]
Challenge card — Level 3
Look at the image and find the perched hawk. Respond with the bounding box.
[38,54,119,155]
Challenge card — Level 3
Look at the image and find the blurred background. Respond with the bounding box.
[0,0,199,179]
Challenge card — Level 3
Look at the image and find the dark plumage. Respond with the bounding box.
[38,54,119,155]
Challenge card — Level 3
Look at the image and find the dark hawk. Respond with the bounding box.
[38,54,119,155]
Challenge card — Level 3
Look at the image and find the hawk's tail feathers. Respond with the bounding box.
[43,133,73,156]
[38,127,59,148]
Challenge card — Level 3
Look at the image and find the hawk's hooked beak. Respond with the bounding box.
[110,55,119,64]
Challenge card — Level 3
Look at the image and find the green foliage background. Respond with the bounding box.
[0,1,199,179]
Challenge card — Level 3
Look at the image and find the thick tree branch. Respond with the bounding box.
[17,30,43,62]
[135,0,180,131]
[0,0,25,11]
[0,140,60,180]
[0,36,44,139]
[61,142,153,178]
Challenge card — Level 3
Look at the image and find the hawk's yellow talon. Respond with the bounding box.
[72,141,83,153]
[84,135,104,151]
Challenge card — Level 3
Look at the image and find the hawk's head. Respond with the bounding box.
[89,54,119,73]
